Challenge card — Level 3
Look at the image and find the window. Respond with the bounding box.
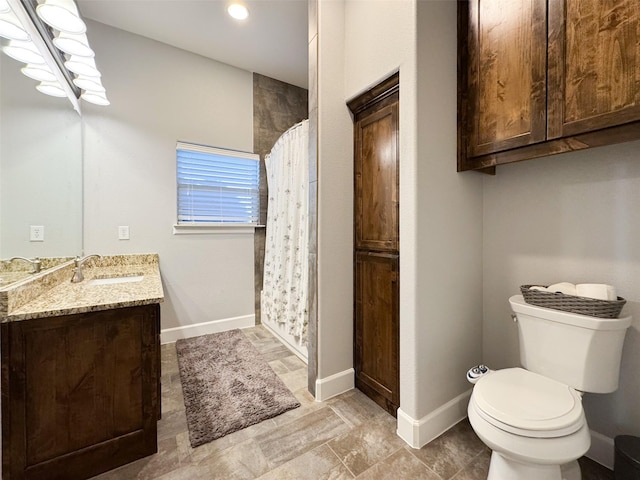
[176,141,260,226]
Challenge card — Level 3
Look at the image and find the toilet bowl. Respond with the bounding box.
[467,295,632,480]
[468,368,590,480]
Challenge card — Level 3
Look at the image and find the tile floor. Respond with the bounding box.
[92,326,613,480]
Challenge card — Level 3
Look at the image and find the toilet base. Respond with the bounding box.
[487,452,580,480]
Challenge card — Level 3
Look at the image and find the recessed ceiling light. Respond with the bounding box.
[227,3,248,21]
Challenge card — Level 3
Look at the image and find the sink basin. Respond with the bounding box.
[88,275,144,286]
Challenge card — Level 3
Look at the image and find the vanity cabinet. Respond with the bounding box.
[1,304,160,480]
[458,0,640,172]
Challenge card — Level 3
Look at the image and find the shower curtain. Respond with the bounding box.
[261,119,309,349]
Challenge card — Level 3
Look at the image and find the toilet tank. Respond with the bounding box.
[509,295,632,393]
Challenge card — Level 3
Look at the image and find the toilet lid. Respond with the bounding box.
[473,368,584,438]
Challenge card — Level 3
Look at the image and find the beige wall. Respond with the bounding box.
[83,21,256,334]
[316,0,354,380]
[414,0,484,418]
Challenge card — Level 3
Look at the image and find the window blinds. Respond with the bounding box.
[176,142,260,224]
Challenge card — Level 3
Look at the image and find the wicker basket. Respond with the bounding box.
[520,285,626,318]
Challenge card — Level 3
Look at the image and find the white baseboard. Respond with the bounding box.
[586,430,614,470]
[161,314,255,344]
[315,368,355,402]
[397,389,472,449]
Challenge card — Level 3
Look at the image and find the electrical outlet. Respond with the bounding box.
[30,225,44,242]
[118,226,130,240]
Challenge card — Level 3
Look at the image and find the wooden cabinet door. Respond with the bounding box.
[354,96,399,252]
[465,0,548,157]
[354,252,399,415]
[2,304,160,480]
[547,0,640,139]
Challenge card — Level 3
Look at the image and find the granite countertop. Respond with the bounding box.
[2,254,164,322]
[0,271,32,288]
[0,257,74,288]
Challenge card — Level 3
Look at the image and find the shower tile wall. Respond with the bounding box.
[253,74,308,323]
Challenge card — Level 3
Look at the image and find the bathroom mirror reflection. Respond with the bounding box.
[0,52,83,285]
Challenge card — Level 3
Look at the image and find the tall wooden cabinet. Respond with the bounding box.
[459,0,640,172]
[348,74,399,417]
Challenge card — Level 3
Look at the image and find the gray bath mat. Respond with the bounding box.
[175,329,300,447]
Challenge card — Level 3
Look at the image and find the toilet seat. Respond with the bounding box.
[472,368,585,438]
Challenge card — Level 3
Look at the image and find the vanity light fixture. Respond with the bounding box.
[227,2,249,20]
[1,0,109,111]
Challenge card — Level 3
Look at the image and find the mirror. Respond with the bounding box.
[0,52,83,285]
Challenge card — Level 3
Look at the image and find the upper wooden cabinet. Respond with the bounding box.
[465,0,547,158]
[459,0,640,172]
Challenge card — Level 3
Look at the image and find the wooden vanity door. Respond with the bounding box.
[2,304,160,480]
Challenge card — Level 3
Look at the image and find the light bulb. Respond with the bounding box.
[53,31,94,57]
[73,75,105,92]
[3,39,44,64]
[0,13,30,41]
[227,3,248,20]
[65,55,100,77]
[36,80,67,97]
[36,0,86,34]
[21,64,57,82]
[81,91,110,106]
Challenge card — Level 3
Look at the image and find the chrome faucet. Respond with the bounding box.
[71,254,101,283]
[9,256,42,274]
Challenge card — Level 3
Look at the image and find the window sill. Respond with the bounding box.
[173,224,265,235]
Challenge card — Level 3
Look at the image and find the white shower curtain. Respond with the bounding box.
[262,119,309,346]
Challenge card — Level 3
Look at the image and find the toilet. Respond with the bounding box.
[468,295,632,480]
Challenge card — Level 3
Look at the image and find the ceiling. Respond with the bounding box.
[77,0,309,89]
